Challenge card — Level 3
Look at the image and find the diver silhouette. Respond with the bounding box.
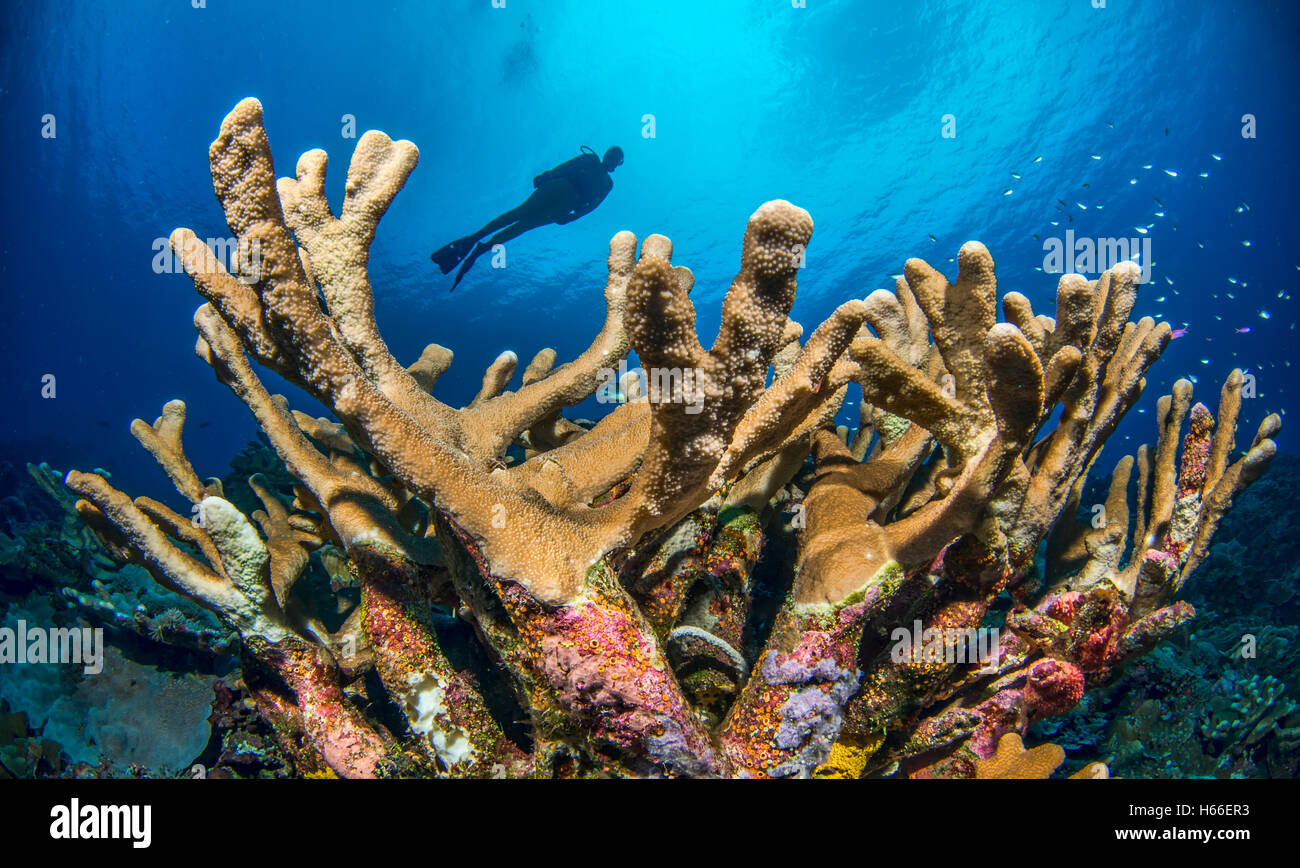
[432,145,624,291]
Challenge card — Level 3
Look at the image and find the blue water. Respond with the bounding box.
[1,0,1296,498]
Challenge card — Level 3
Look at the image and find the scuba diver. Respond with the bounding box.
[432,145,624,291]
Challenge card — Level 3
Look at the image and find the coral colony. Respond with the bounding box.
[63,99,1279,778]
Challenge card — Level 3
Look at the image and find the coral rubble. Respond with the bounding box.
[61,99,1279,778]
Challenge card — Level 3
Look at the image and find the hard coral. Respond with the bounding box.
[65,99,1279,778]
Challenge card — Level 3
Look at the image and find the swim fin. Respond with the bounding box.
[431,236,476,274]
[449,240,492,292]
[450,257,473,292]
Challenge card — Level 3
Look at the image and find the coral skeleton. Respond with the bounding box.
[65,99,1279,778]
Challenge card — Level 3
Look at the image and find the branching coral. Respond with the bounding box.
[65,98,1279,778]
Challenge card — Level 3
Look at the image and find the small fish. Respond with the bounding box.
[1236,327,1252,333]
[1106,120,1115,128]
[1090,154,1101,160]
[1165,128,1170,136]
[1260,310,1271,319]
[1129,178,1138,185]
[1199,172,1209,178]
[1212,153,1222,161]
[1142,164,1153,169]
[1154,198,1165,207]
[1032,155,1042,163]
[1171,327,1189,339]
[1010,172,1021,179]
[1165,276,1174,285]
[1164,169,1179,177]
[1076,202,1087,210]
[1032,233,1041,241]
[1243,240,1252,247]
[1197,240,1205,248]
[928,234,937,242]
[1154,211,1165,217]
[1135,226,1149,235]
[1003,188,1014,196]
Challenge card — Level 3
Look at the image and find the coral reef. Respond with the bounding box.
[1,461,230,656]
[60,98,1279,778]
[0,458,236,777]
[37,645,217,774]
[0,708,64,779]
[1034,456,1300,778]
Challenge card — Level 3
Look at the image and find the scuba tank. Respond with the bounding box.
[533,146,599,188]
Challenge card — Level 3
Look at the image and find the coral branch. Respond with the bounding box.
[65,98,1280,779]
